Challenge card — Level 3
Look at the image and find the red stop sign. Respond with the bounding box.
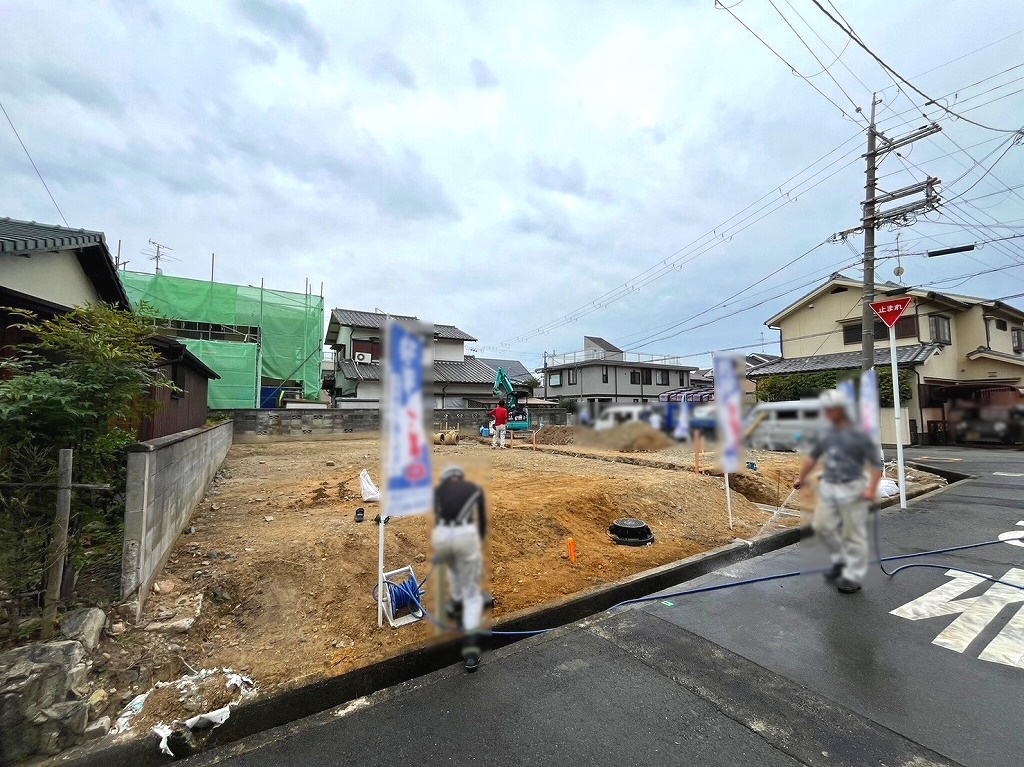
[870,297,913,328]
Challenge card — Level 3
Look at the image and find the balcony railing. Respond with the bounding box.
[546,349,691,367]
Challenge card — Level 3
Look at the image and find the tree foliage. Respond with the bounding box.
[0,304,170,641]
[756,368,913,408]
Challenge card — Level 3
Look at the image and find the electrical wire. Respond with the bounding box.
[716,0,867,126]
[810,0,1024,135]
[0,98,69,227]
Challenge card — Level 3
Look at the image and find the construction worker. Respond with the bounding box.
[488,399,509,449]
[433,465,487,672]
[794,389,882,594]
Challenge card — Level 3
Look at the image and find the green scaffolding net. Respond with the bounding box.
[182,340,259,409]
[120,271,324,408]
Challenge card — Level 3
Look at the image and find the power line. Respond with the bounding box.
[715,0,867,125]
[810,0,1024,135]
[0,98,69,227]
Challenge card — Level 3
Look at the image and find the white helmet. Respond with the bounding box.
[440,465,465,482]
[819,389,850,409]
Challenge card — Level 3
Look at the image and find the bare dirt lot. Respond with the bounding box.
[93,433,807,729]
[81,423,949,735]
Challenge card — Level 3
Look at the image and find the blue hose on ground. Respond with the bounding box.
[373,515,1023,639]
[871,508,1024,591]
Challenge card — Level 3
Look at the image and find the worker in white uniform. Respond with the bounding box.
[794,389,882,594]
[433,465,487,671]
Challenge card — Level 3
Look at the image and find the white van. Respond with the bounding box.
[593,404,649,431]
[744,400,824,452]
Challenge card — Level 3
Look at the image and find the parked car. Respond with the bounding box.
[594,404,650,431]
[744,400,824,452]
[690,403,717,435]
[951,405,1024,445]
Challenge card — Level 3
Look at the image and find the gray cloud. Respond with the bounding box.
[469,57,499,88]
[236,0,327,70]
[366,51,417,89]
[238,37,279,65]
[33,63,125,115]
[527,157,588,197]
[511,200,581,245]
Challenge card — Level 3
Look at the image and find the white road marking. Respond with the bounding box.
[892,568,1024,669]
[998,521,1024,549]
[993,472,1024,477]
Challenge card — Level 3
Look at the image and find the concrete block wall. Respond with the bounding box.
[121,422,232,617]
[221,407,567,442]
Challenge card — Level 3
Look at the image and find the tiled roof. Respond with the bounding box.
[478,358,532,381]
[337,356,496,385]
[748,343,940,378]
[0,217,129,309]
[0,218,105,254]
[328,309,476,341]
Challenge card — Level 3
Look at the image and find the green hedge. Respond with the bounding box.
[756,368,913,408]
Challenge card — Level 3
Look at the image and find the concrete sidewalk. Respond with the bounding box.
[188,447,1023,767]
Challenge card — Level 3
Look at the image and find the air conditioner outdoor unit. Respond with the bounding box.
[354,352,372,363]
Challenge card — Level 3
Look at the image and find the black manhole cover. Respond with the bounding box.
[609,517,654,546]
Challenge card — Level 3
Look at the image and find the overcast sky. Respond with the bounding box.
[3,1,1024,370]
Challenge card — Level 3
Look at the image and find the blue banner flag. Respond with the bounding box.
[384,321,433,517]
[713,355,742,474]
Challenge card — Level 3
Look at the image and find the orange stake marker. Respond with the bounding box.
[567,537,576,563]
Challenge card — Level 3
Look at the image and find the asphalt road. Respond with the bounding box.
[187,446,1023,767]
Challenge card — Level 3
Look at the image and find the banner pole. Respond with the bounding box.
[377,518,385,627]
[888,324,908,509]
[724,471,734,529]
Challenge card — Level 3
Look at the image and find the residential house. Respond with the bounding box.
[478,358,535,388]
[0,218,218,437]
[540,336,697,414]
[689,352,781,402]
[324,309,496,409]
[749,273,1024,444]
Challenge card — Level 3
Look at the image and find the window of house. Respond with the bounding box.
[678,371,686,386]
[843,315,917,345]
[567,368,577,386]
[929,315,952,345]
[641,369,652,385]
[1013,328,1024,353]
[655,369,669,386]
[629,369,640,385]
[549,372,562,387]
[601,366,609,383]
[995,319,1008,331]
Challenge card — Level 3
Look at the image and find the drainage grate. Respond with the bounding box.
[608,517,654,546]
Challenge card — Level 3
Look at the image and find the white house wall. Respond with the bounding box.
[1,249,101,308]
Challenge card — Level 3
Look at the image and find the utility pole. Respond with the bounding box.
[857,95,942,371]
[861,96,878,372]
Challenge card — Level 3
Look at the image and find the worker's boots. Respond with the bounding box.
[445,599,463,625]
[463,631,481,673]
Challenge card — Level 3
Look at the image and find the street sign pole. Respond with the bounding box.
[887,322,908,509]
[870,296,913,510]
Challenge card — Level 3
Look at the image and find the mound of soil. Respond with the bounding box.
[535,423,674,453]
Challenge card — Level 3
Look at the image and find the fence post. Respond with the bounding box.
[40,449,73,640]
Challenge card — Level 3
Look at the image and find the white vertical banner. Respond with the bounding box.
[713,354,742,530]
[837,378,857,424]
[383,320,433,518]
[860,368,881,443]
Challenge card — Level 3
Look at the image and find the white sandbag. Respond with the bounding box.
[360,469,380,503]
[877,478,900,498]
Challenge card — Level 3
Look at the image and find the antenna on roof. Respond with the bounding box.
[142,239,176,274]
